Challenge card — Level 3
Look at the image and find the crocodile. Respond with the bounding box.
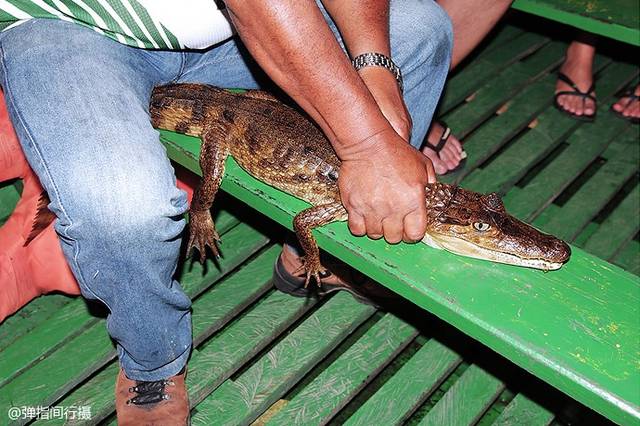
[150,83,571,285]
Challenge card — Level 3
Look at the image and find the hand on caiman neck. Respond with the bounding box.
[337,128,436,245]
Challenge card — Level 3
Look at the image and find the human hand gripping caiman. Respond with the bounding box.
[150,83,571,286]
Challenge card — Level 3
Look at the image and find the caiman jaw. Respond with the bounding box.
[421,233,567,271]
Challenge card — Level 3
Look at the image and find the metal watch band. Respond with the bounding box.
[352,52,403,92]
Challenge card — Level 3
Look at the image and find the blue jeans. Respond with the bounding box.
[0,1,451,381]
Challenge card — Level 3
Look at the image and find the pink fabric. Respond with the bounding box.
[0,90,196,322]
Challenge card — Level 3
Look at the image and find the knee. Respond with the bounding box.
[391,0,453,71]
[57,170,189,244]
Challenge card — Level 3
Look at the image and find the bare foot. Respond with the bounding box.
[612,85,640,121]
[555,41,596,118]
[421,122,464,175]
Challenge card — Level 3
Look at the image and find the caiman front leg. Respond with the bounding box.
[188,124,231,262]
[293,202,348,288]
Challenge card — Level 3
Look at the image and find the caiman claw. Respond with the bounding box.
[293,256,327,289]
[187,209,221,262]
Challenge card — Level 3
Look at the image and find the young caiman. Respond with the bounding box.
[150,83,571,286]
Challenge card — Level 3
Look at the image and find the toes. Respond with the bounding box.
[421,147,448,175]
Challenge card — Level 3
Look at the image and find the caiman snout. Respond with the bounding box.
[422,184,572,270]
[550,239,571,263]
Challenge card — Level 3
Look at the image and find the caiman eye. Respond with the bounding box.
[473,222,491,232]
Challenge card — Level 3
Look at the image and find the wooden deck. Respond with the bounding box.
[1,15,638,426]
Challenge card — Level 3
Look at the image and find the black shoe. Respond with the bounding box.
[272,254,399,308]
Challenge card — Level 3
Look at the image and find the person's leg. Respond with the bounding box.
[440,0,513,70]
[0,20,192,382]
[555,38,597,118]
[424,0,513,174]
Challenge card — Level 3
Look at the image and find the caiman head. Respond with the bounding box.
[422,183,571,270]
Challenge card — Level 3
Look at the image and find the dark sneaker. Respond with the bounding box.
[115,367,190,426]
[272,251,399,308]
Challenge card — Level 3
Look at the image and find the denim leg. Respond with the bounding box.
[389,0,453,149]
[0,20,193,381]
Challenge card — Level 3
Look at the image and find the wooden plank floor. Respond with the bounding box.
[0,19,637,426]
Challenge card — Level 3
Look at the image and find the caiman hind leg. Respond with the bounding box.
[188,125,231,262]
[293,202,348,288]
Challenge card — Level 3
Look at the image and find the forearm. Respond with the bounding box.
[223,0,394,159]
[321,0,390,58]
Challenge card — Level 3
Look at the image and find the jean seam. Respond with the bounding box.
[0,43,113,313]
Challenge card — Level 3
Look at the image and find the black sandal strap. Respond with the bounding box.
[619,89,640,108]
[423,121,451,153]
[557,72,595,95]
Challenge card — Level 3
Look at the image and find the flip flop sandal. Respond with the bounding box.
[610,88,640,124]
[422,121,468,176]
[554,72,597,122]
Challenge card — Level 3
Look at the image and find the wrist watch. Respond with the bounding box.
[352,52,403,92]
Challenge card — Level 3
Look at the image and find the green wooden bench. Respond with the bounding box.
[1,16,638,426]
[512,0,640,46]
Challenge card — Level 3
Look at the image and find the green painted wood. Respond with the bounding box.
[572,221,599,248]
[417,364,505,426]
[492,393,554,426]
[187,290,316,408]
[442,41,566,139]
[0,320,114,426]
[583,184,639,260]
[612,240,640,275]
[461,60,633,195]
[502,95,633,222]
[0,181,20,224]
[266,314,418,426]
[38,245,282,425]
[161,122,640,424]
[512,0,640,46]
[537,126,639,241]
[191,292,376,426]
[440,32,549,113]
[344,338,463,426]
[440,75,556,185]
[0,294,73,351]
[0,222,270,424]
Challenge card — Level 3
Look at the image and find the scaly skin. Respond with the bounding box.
[149,83,571,284]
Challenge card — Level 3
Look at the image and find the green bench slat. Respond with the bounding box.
[344,338,462,426]
[440,32,549,113]
[612,240,640,275]
[0,181,20,224]
[187,290,315,408]
[492,393,554,426]
[461,59,632,195]
[38,245,281,425]
[511,0,640,46]
[537,126,639,241]
[265,314,418,425]
[440,74,555,185]
[0,295,73,351]
[503,95,632,222]
[0,209,241,389]
[442,41,565,140]
[0,221,269,423]
[191,292,376,426]
[161,123,640,424]
[417,364,505,426]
